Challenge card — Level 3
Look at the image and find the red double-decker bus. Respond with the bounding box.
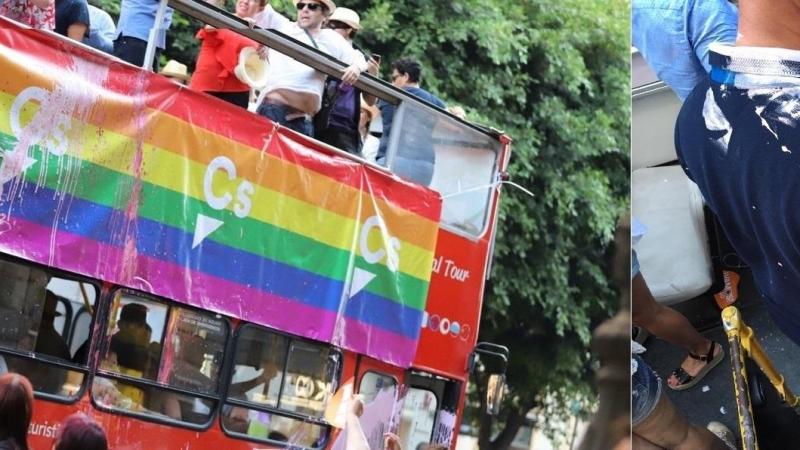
[0,2,511,448]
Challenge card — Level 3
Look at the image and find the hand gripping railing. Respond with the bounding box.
[722,306,800,450]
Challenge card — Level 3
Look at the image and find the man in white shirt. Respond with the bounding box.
[252,0,367,137]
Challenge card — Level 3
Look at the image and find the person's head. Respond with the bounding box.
[325,7,360,40]
[117,303,149,339]
[42,290,63,326]
[235,0,266,19]
[0,373,34,450]
[390,58,422,88]
[294,0,335,31]
[53,413,108,450]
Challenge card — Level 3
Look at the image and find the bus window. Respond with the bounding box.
[221,324,338,448]
[359,371,397,403]
[0,258,98,399]
[387,101,500,237]
[92,291,229,427]
[399,388,438,450]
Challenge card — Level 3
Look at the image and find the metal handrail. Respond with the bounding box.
[722,306,800,450]
[164,0,503,140]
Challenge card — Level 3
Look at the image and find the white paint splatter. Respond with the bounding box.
[702,88,732,153]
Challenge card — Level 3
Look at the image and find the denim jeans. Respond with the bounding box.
[113,37,161,71]
[632,249,640,279]
[257,102,314,137]
[632,354,662,426]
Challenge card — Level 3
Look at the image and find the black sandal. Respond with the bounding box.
[668,341,725,391]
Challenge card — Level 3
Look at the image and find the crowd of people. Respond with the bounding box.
[0,0,465,172]
[0,373,108,450]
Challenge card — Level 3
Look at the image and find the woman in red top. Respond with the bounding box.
[190,0,266,108]
[0,0,55,30]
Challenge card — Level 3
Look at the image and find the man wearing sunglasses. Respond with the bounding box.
[251,0,368,137]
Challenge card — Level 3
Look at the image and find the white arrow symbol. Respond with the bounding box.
[349,267,377,299]
[192,213,224,249]
[0,151,37,186]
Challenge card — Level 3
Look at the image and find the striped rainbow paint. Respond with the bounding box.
[0,20,441,367]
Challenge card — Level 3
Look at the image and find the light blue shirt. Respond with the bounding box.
[115,0,173,49]
[84,5,115,53]
[632,0,738,100]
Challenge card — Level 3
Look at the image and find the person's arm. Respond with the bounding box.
[384,432,403,450]
[688,0,739,73]
[67,22,88,40]
[252,4,290,30]
[30,0,52,9]
[227,371,269,397]
[345,396,370,450]
[66,1,91,41]
[363,56,380,106]
[337,41,368,85]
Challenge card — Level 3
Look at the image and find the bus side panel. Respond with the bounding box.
[414,228,491,379]
[413,140,509,381]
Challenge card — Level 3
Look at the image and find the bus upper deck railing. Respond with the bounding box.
[164,0,503,141]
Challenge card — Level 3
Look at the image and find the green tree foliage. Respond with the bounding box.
[344,1,630,446]
[351,0,628,447]
[88,0,629,446]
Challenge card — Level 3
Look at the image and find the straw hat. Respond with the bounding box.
[328,7,360,30]
[160,60,190,81]
[234,47,270,89]
[294,0,336,14]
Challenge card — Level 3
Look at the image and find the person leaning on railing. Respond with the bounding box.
[314,7,380,156]
[377,57,445,185]
[248,0,367,137]
[114,0,173,70]
[190,0,266,108]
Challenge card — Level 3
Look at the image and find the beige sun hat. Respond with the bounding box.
[159,59,190,81]
[328,7,360,30]
[293,0,336,14]
[234,47,270,89]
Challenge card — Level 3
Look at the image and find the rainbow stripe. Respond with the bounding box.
[0,20,441,367]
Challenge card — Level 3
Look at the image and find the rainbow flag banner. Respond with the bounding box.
[0,19,441,368]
